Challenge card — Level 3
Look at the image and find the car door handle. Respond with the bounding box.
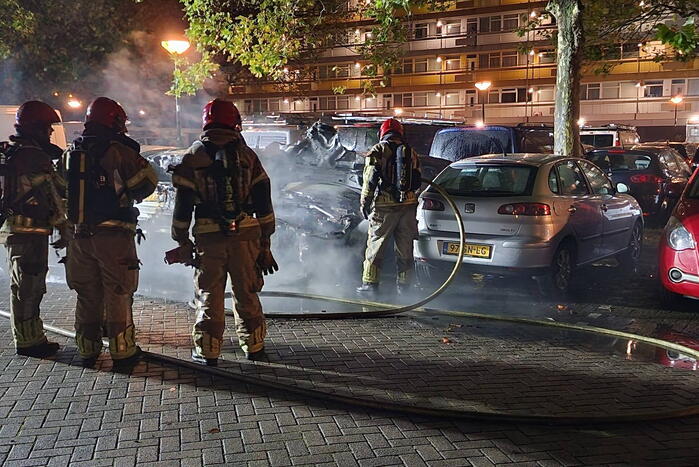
[568,206,577,214]
[601,204,608,212]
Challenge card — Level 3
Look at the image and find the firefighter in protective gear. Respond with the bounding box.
[1,101,69,357]
[62,97,157,363]
[171,99,277,365]
[357,118,421,295]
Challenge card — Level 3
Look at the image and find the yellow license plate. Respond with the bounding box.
[443,242,491,258]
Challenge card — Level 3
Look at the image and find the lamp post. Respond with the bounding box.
[161,39,191,146]
[475,81,491,125]
[670,95,684,127]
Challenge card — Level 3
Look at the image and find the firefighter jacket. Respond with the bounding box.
[171,127,275,243]
[61,125,157,233]
[360,134,421,210]
[0,135,67,238]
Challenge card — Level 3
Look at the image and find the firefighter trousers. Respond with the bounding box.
[5,234,50,349]
[66,230,140,360]
[192,230,266,359]
[362,204,418,285]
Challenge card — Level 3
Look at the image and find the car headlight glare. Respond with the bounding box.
[667,217,696,251]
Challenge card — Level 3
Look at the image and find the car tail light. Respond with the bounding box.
[608,149,625,154]
[615,139,622,146]
[498,203,551,216]
[422,198,445,211]
[629,174,663,184]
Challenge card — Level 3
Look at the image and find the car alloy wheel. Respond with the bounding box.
[553,247,572,291]
[628,223,642,262]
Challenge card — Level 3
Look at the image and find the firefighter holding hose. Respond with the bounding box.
[63,97,157,364]
[0,101,69,357]
[169,99,277,365]
[357,118,421,296]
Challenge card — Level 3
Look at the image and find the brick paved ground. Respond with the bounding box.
[4,283,699,420]
[0,281,699,465]
[1,226,699,465]
[1,314,699,466]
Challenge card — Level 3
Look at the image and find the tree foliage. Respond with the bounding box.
[0,0,138,102]
[0,0,34,59]
[180,0,453,94]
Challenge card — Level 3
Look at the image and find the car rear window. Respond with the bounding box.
[580,134,614,148]
[432,164,537,197]
[429,129,512,162]
[586,151,653,172]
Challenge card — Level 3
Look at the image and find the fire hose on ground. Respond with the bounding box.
[2,179,699,424]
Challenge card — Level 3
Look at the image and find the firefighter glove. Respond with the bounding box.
[51,223,71,250]
[257,249,279,276]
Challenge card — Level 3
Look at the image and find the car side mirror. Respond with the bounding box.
[616,182,629,194]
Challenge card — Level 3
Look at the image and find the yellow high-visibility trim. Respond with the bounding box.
[362,262,379,284]
[97,220,137,231]
[257,213,275,225]
[172,174,196,190]
[172,219,190,229]
[192,217,260,235]
[126,166,158,189]
[13,317,47,348]
[250,172,269,186]
[78,155,85,224]
[75,334,102,358]
[109,325,138,360]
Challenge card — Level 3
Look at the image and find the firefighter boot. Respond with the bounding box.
[191,349,218,366]
[356,282,379,294]
[17,341,59,358]
[245,348,269,361]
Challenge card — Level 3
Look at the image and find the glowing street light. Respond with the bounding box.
[475,81,492,124]
[161,40,190,55]
[162,38,191,146]
[475,120,485,129]
[671,95,684,126]
[394,107,403,116]
[67,99,82,109]
[138,109,146,116]
[577,117,586,127]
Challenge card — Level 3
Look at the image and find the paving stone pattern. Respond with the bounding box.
[1,316,699,466]
[9,282,699,420]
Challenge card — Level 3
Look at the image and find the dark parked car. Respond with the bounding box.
[428,124,556,162]
[646,141,699,164]
[585,144,693,224]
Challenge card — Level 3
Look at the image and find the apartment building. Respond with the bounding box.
[228,0,699,137]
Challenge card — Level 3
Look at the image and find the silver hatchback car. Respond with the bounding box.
[415,153,644,295]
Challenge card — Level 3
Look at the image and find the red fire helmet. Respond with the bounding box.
[379,118,403,138]
[202,99,242,130]
[15,101,61,128]
[86,97,127,132]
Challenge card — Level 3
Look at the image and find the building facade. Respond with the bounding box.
[228,0,699,137]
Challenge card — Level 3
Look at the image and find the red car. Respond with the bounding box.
[659,168,699,302]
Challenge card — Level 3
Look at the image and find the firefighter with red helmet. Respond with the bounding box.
[1,101,69,357]
[357,118,421,295]
[171,98,277,365]
[62,97,157,364]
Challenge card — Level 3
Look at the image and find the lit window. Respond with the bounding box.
[502,51,518,67]
[503,14,518,31]
[414,23,428,39]
[445,21,461,36]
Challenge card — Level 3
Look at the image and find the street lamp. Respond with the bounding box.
[475,81,491,125]
[161,39,191,146]
[670,95,684,126]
